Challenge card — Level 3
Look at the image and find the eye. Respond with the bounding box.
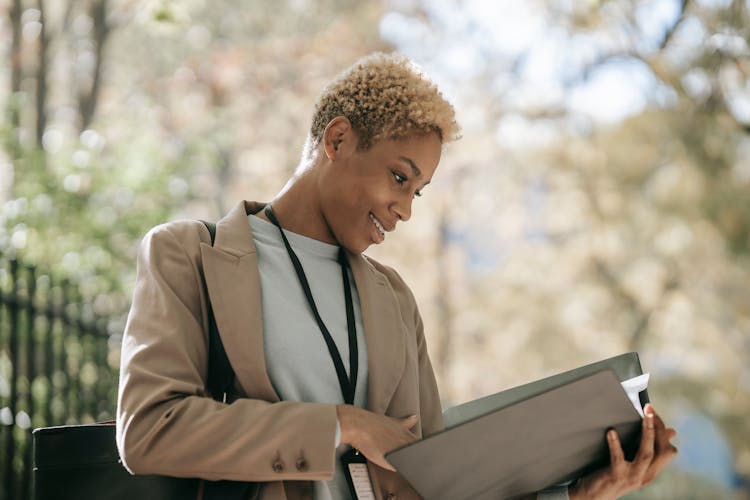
[392,170,423,198]
[392,171,407,185]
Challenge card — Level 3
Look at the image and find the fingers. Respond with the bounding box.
[398,414,419,430]
[606,428,625,467]
[580,406,676,498]
[652,409,679,454]
[364,416,419,473]
[344,411,421,472]
[388,415,419,443]
[648,408,678,460]
[599,406,677,494]
[369,454,397,473]
[640,406,678,486]
[632,405,656,475]
[652,407,677,451]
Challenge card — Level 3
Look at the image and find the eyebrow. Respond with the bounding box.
[399,156,432,190]
[399,156,422,177]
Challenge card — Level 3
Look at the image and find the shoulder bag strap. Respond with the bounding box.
[199,220,236,403]
[197,220,258,500]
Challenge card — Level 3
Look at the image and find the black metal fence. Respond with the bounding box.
[0,254,119,500]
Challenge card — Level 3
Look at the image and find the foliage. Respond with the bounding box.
[368,0,750,495]
[1,0,388,332]
[1,0,749,498]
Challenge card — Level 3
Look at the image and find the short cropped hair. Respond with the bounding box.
[306,53,460,156]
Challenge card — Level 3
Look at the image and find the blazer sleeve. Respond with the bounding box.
[363,261,444,500]
[373,261,443,437]
[413,300,444,437]
[116,222,338,482]
[394,269,443,436]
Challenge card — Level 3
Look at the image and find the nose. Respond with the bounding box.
[392,196,412,223]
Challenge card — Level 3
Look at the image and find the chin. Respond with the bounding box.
[349,243,369,255]
[344,238,371,255]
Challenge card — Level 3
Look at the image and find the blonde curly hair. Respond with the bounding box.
[306,53,460,157]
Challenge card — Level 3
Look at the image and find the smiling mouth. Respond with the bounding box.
[369,213,386,237]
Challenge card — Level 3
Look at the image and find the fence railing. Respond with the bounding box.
[0,254,119,500]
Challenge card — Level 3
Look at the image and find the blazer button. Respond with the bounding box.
[272,459,284,473]
[295,457,309,472]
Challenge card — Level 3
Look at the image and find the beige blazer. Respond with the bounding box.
[116,200,443,500]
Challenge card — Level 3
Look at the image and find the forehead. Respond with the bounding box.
[369,134,442,177]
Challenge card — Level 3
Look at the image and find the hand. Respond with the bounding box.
[336,404,419,472]
[569,404,678,500]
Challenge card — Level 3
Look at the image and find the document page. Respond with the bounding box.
[620,373,649,417]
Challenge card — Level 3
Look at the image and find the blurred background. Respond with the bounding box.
[1,0,749,498]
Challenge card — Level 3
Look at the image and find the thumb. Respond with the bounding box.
[398,414,419,428]
[370,454,397,473]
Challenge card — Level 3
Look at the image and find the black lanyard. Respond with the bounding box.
[263,205,358,405]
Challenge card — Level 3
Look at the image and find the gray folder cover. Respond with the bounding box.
[387,353,646,500]
[444,352,647,429]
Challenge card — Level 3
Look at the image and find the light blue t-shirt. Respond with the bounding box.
[248,214,368,500]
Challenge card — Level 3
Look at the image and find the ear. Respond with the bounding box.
[322,116,357,160]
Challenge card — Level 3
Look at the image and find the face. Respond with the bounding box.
[319,132,442,254]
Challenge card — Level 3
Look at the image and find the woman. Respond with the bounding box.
[116,53,677,500]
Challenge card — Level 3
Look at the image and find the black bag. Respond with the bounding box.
[33,221,260,500]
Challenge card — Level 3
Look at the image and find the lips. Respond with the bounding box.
[369,213,394,244]
[369,213,386,236]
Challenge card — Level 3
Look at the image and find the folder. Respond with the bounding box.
[386,353,648,500]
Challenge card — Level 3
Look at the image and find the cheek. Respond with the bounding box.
[327,186,366,230]
[363,176,393,202]
[345,182,377,210]
[336,168,392,215]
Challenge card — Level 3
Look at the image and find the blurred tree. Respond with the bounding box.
[371,0,750,496]
[0,3,390,492]
[539,3,750,487]
[1,0,388,335]
[2,0,748,497]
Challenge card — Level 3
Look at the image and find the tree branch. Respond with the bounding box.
[591,257,678,351]
[659,0,690,50]
[434,205,454,378]
[575,0,692,95]
[78,0,110,130]
[8,0,22,131]
[35,0,49,149]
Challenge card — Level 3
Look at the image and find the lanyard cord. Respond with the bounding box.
[263,205,358,405]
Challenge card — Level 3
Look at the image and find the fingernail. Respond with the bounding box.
[646,413,654,429]
[608,430,617,441]
[645,403,654,415]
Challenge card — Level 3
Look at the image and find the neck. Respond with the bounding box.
[261,167,337,245]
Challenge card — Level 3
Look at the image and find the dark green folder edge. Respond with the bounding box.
[442,352,648,429]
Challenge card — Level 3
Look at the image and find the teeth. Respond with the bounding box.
[369,213,385,236]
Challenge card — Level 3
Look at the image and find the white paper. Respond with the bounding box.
[348,463,375,499]
[620,373,649,417]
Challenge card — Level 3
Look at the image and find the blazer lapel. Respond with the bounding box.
[201,200,407,414]
[348,253,406,415]
[201,201,280,402]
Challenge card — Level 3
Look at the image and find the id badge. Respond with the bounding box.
[341,448,375,499]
